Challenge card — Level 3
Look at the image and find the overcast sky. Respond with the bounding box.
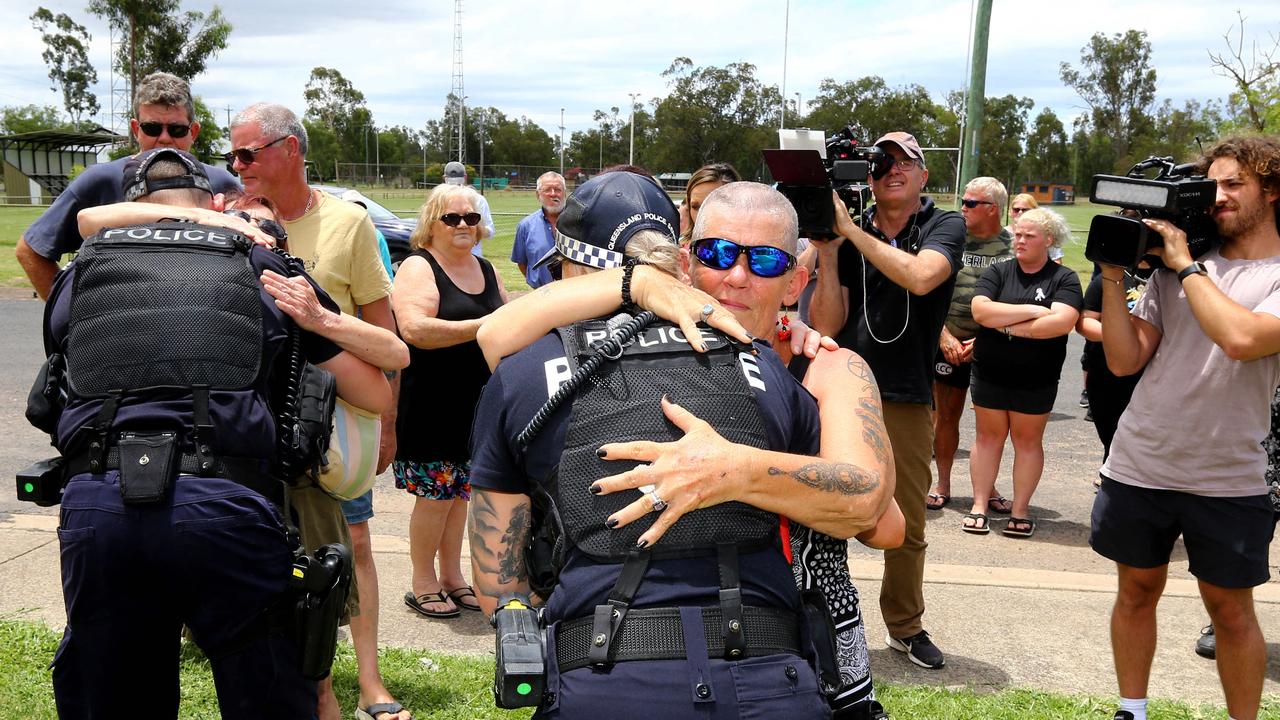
[2,0,1276,145]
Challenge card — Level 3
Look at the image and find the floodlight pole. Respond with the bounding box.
[559,108,565,175]
[958,0,993,200]
[478,108,486,196]
[628,93,640,165]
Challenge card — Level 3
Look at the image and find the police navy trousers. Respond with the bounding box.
[535,611,831,720]
[52,472,316,719]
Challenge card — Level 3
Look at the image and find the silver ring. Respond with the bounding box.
[700,304,714,319]
[648,489,667,513]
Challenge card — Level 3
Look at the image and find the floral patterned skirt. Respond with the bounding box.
[392,459,471,500]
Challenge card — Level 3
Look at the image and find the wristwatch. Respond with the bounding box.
[1176,261,1208,283]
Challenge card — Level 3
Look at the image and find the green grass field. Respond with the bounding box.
[0,192,1108,293]
[0,619,1250,719]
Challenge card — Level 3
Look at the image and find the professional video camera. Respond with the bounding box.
[764,126,889,238]
[1084,156,1218,270]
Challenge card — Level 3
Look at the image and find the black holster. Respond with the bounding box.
[289,542,352,680]
[801,590,841,699]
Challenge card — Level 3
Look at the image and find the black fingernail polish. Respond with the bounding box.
[606,518,619,528]
[589,484,602,495]
[596,448,607,458]
[635,539,649,549]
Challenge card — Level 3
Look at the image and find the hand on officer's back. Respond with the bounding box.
[593,396,749,547]
[260,269,331,332]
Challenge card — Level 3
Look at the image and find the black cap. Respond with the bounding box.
[122,148,213,202]
[533,172,678,271]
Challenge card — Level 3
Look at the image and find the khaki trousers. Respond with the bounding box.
[879,401,933,638]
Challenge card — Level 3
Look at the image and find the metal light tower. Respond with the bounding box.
[559,108,565,175]
[451,0,466,163]
[628,93,640,165]
[458,103,465,163]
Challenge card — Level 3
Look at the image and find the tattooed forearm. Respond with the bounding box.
[469,490,532,597]
[768,463,881,495]
[498,503,531,584]
[856,396,892,466]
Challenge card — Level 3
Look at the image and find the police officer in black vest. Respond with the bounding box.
[33,148,392,718]
[468,172,832,719]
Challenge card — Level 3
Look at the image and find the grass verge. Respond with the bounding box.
[1,619,1257,720]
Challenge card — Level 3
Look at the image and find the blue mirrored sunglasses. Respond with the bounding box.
[692,237,796,278]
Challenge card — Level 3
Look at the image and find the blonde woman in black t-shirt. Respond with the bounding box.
[964,208,1083,537]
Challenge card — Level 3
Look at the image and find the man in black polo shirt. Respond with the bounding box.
[810,131,964,669]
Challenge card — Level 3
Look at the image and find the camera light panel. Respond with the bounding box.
[1092,178,1172,210]
[1090,176,1172,210]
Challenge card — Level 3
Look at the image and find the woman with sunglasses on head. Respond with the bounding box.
[1006,193,1064,264]
[679,162,741,243]
[393,183,508,619]
[963,208,1082,538]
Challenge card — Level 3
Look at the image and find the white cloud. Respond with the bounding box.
[1,0,1275,144]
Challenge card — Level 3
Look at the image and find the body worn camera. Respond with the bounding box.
[17,457,65,507]
[1085,156,1218,270]
[493,593,546,708]
[765,126,888,238]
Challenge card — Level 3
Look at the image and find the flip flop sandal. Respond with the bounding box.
[1003,517,1036,538]
[987,496,1013,514]
[926,492,950,510]
[404,590,460,619]
[356,701,413,720]
[961,513,989,535]
[445,585,482,612]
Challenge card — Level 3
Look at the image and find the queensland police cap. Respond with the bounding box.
[122,148,214,202]
[533,171,679,272]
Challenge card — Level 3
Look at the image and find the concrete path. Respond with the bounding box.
[0,296,1277,713]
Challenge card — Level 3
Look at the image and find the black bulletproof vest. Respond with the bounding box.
[551,318,777,562]
[65,222,265,400]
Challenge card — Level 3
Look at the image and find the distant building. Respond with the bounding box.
[1,128,125,204]
[656,172,692,191]
[1019,181,1075,205]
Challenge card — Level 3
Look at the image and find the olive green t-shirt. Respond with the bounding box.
[945,228,1013,340]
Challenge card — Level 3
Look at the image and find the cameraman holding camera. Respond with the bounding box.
[810,132,964,670]
[1092,135,1280,720]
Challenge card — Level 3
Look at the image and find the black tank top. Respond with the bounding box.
[395,249,504,463]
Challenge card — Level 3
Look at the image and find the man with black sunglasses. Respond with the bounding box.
[810,131,965,671]
[229,102,407,720]
[16,72,239,300]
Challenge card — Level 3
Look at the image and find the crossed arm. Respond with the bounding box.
[971,297,1080,339]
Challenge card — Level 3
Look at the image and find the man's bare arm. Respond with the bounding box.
[808,240,850,337]
[16,237,58,300]
[469,489,533,616]
[830,191,954,296]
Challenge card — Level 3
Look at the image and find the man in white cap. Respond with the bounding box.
[810,131,965,670]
